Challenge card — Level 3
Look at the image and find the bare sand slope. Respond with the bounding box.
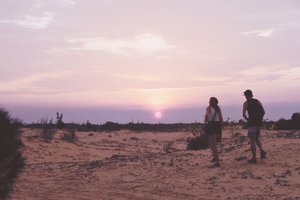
[9,128,300,200]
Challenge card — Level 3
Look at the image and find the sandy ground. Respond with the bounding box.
[8,128,300,200]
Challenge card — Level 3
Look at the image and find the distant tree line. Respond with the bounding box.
[25,120,201,132]
[274,112,300,130]
[23,112,300,132]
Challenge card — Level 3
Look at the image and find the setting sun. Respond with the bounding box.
[154,111,162,119]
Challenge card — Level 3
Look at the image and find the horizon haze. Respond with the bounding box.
[3,102,299,124]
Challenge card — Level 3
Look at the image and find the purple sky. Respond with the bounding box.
[0,0,299,123]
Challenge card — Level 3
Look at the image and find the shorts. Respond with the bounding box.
[205,122,222,135]
[247,126,261,139]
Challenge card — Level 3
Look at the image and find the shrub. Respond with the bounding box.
[186,125,209,150]
[40,117,54,141]
[61,129,77,143]
[0,108,23,161]
[163,141,174,153]
[186,134,209,150]
[56,112,64,129]
[101,121,121,131]
[0,108,24,199]
[291,113,300,129]
[275,118,293,130]
[274,113,300,130]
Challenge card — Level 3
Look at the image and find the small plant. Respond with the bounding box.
[186,125,209,150]
[163,141,174,153]
[61,128,77,143]
[40,117,54,141]
[56,112,64,129]
[85,120,92,131]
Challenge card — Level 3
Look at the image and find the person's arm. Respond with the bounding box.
[219,110,224,123]
[258,100,265,117]
[243,101,248,121]
[258,100,265,122]
[204,107,210,123]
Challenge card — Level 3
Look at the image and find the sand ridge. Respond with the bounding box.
[9,128,300,200]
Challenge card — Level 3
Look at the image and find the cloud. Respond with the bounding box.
[0,71,71,95]
[56,0,77,6]
[116,75,236,91]
[200,54,226,61]
[241,22,299,38]
[33,0,47,8]
[239,64,293,81]
[0,11,54,29]
[116,74,163,82]
[257,29,273,37]
[241,29,274,37]
[67,33,176,55]
[277,22,300,31]
[33,0,77,8]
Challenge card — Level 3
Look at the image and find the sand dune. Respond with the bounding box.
[9,128,300,200]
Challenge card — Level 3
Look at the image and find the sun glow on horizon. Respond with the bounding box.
[154,111,162,119]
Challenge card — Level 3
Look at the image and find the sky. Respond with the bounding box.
[0,0,299,123]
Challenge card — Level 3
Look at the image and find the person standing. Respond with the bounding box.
[243,89,267,163]
[205,97,223,167]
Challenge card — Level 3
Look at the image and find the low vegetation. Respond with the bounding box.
[56,112,64,129]
[60,128,77,143]
[274,113,300,130]
[0,108,24,199]
[22,111,299,133]
[26,120,201,132]
[186,124,209,150]
[39,117,55,142]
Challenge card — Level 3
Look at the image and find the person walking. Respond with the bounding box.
[243,89,267,163]
[205,97,223,167]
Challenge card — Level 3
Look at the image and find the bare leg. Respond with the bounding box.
[209,134,219,164]
[255,138,267,158]
[250,138,257,159]
[255,138,263,151]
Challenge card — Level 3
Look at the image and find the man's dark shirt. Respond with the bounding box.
[246,98,265,126]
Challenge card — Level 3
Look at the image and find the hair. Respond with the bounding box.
[209,97,221,113]
[244,89,253,98]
